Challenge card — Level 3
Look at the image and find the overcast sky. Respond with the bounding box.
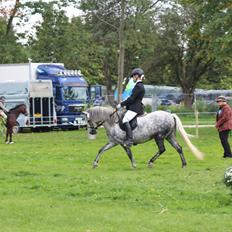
[0,0,83,43]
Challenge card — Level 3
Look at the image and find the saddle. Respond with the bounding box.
[119,112,138,131]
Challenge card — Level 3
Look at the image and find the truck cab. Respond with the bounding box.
[36,64,88,129]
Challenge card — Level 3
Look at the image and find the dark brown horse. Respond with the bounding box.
[5,104,28,144]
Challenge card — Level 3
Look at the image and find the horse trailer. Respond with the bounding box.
[0,80,57,132]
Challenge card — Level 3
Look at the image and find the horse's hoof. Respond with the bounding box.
[148,162,153,168]
[92,162,98,169]
[132,163,137,169]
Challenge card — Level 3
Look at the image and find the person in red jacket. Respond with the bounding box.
[215,96,232,158]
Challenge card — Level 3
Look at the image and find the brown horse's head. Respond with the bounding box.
[9,104,28,116]
[20,104,28,116]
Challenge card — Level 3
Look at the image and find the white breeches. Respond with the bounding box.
[0,110,7,119]
[122,110,137,123]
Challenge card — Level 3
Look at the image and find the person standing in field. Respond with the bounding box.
[0,96,8,119]
[215,96,232,158]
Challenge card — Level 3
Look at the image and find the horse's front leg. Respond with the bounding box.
[121,145,136,168]
[93,142,117,168]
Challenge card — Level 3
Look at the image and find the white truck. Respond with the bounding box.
[0,62,64,82]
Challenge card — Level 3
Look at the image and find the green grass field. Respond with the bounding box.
[0,127,232,232]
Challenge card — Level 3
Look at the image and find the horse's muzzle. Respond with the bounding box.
[88,127,97,135]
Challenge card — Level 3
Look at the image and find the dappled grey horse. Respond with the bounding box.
[86,106,204,168]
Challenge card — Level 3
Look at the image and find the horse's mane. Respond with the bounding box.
[87,106,121,125]
[9,104,25,112]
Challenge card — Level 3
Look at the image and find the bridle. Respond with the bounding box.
[88,109,120,135]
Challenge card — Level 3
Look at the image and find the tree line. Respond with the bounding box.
[0,0,231,106]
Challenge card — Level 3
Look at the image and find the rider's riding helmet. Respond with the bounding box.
[131,68,144,77]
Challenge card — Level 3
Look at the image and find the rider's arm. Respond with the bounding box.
[120,84,140,107]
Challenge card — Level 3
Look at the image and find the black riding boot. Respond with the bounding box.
[123,122,133,147]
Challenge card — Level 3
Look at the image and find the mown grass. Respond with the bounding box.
[0,127,232,232]
[177,113,216,125]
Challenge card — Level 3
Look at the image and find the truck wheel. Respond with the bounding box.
[32,128,40,132]
[40,127,51,132]
[13,122,21,134]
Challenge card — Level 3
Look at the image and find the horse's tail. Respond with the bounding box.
[172,114,204,160]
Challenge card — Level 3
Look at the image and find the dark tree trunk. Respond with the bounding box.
[182,92,194,108]
[103,58,115,106]
[117,0,125,103]
[6,0,20,36]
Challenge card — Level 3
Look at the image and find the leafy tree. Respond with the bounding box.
[79,0,164,103]
[0,0,21,36]
[27,2,70,62]
[62,17,104,84]
[147,4,216,107]
[191,0,232,59]
[192,0,232,90]
[0,0,27,63]
[26,1,103,85]
[80,0,122,102]
[0,18,27,63]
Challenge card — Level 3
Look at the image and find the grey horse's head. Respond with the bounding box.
[86,106,119,135]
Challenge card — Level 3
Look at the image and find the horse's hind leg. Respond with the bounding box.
[93,142,117,168]
[166,134,187,168]
[9,128,13,144]
[121,145,136,168]
[148,136,166,167]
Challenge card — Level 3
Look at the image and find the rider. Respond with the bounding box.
[116,68,145,147]
[0,96,8,119]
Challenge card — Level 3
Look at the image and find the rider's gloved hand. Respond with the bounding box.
[116,104,121,110]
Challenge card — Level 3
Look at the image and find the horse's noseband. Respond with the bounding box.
[89,127,97,135]
[88,121,100,135]
[88,120,105,134]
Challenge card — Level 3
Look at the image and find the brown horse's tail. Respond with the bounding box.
[172,114,204,160]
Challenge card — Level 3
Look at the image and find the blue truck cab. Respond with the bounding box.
[36,64,88,129]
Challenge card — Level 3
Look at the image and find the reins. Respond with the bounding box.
[110,109,120,123]
[93,121,104,130]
